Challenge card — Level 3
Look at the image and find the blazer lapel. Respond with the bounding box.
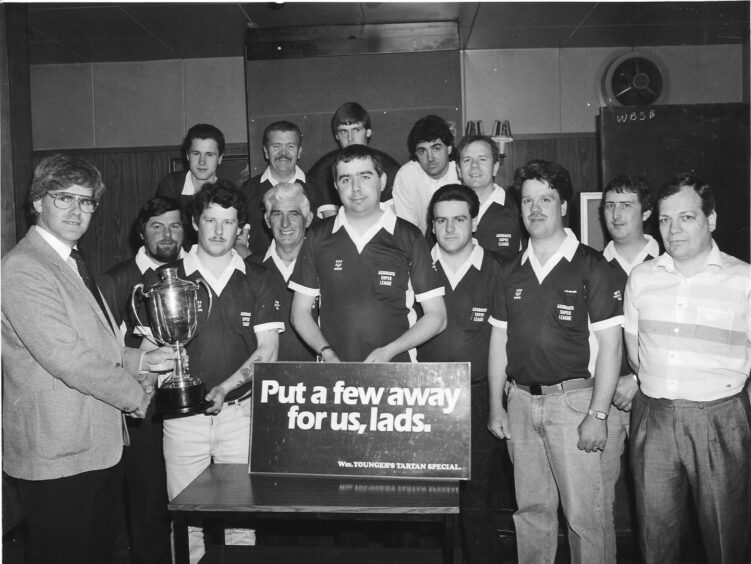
[26,229,119,339]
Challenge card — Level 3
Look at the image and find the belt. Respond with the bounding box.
[512,378,593,396]
[225,392,252,406]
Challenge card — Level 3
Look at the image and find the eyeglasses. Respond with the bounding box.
[46,192,99,213]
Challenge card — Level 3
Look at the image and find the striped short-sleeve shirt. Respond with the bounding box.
[623,242,751,401]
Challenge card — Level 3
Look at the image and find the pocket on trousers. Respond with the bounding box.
[563,388,591,415]
[630,392,648,439]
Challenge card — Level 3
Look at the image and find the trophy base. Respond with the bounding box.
[156,383,210,416]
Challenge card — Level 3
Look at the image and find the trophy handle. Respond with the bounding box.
[130,283,163,348]
[191,278,213,340]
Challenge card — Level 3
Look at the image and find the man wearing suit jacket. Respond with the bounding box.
[1,154,176,564]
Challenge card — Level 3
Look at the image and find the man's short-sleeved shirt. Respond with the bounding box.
[490,229,623,385]
[475,185,524,261]
[623,242,750,401]
[602,236,659,377]
[289,206,444,362]
[418,243,503,383]
[143,249,284,401]
[249,242,318,361]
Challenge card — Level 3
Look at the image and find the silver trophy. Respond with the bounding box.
[131,266,213,415]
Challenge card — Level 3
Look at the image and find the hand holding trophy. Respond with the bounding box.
[131,266,213,415]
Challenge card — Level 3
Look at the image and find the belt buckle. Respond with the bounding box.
[529,384,542,396]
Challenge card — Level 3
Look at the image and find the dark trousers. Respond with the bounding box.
[122,413,172,564]
[16,457,125,564]
[630,389,751,564]
[460,381,516,564]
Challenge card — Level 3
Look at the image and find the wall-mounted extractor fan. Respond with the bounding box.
[599,50,669,107]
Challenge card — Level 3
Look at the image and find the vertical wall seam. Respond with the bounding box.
[90,62,96,146]
[181,59,186,133]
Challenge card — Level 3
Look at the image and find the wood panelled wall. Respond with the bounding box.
[26,134,596,277]
[496,132,599,229]
[29,144,248,277]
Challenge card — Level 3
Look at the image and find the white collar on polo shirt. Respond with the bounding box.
[431,240,484,290]
[261,166,306,186]
[182,244,246,295]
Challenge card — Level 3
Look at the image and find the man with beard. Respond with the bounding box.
[240,121,312,256]
[100,195,186,564]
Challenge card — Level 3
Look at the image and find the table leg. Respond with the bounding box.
[444,514,460,564]
[173,512,189,564]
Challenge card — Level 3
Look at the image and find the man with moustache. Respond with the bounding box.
[290,144,446,363]
[487,159,623,564]
[100,195,186,564]
[2,154,176,564]
[249,182,317,360]
[241,121,310,256]
[157,124,229,246]
[306,102,400,218]
[456,134,524,260]
[624,175,751,563]
[598,175,659,563]
[393,115,460,235]
[141,180,283,563]
[418,184,512,563]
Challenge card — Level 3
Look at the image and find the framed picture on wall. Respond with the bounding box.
[579,192,606,251]
[170,154,250,188]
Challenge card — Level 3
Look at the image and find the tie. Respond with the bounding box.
[70,248,114,334]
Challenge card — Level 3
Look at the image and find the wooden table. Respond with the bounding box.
[169,464,461,564]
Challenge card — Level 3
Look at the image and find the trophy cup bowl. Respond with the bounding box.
[131,266,213,415]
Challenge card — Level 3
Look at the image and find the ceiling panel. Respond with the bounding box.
[26,2,750,65]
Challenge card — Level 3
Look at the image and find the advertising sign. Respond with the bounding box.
[249,362,470,479]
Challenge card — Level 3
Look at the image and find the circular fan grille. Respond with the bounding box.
[600,51,668,107]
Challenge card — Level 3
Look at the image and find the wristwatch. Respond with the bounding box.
[588,409,608,420]
[317,345,334,362]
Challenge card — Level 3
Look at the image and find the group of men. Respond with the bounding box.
[2,100,749,564]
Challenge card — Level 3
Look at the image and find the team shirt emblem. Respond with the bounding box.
[471,307,487,323]
[334,259,343,271]
[495,233,512,247]
[378,270,395,287]
[556,304,574,321]
[241,311,252,327]
[513,288,523,300]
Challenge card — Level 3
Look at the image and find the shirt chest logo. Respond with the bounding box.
[556,303,574,321]
[241,311,252,326]
[334,259,343,272]
[378,270,395,287]
[613,289,622,302]
[495,233,512,247]
[513,288,523,300]
[471,307,487,323]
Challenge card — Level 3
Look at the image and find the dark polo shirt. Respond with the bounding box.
[490,230,623,386]
[418,243,503,383]
[249,242,318,361]
[142,250,283,401]
[289,206,444,362]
